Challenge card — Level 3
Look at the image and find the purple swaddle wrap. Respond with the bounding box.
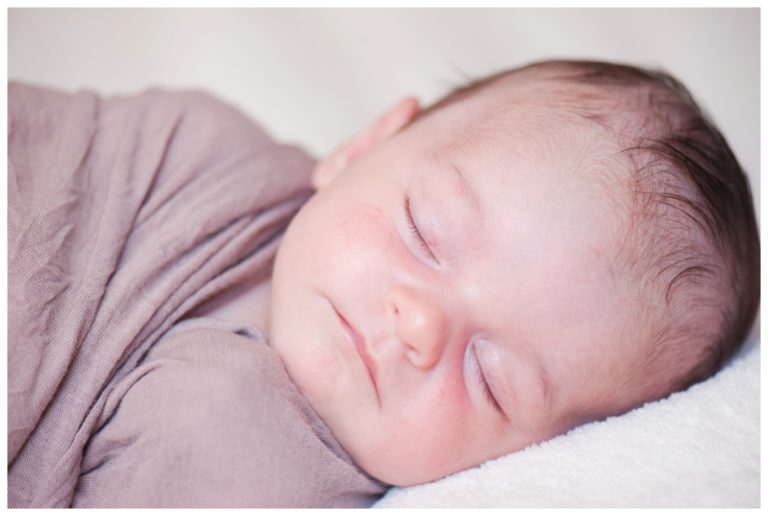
[8,83,385,507]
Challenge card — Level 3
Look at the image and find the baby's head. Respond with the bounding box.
[268,60,759,485]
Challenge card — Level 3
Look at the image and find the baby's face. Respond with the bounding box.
[270,86,647,485]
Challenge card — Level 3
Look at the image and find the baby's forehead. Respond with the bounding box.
[419,115,633,235]
[410,72,644,226]
[432,95,631,189]
[422,108,636,270]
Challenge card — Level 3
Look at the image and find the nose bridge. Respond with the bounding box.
[387,283,451,368]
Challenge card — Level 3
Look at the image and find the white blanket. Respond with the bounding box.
[376,334,760,507]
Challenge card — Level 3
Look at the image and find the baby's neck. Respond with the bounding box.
[187,276,272,333]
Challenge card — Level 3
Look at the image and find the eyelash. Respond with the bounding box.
[403,194,439,263]
[471,343,503,414]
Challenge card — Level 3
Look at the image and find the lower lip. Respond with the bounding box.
[331,305,379,397]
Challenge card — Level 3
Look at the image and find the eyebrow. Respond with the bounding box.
[424,151,484,220]
[447,162,484,220]
[537,362,556,410]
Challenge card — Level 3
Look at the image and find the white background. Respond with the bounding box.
[8,8,760,209]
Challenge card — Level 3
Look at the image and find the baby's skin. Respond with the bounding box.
[208,73,699,486]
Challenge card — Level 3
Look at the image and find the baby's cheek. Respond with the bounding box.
[406,379,473,473]
[339,204,395,251]
[366,411,468,485]
[333,205,407,285]
[288,342,342,407]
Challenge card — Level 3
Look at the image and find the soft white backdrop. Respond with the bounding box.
[7,8,760,210]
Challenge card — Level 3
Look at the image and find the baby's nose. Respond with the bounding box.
[387,284,448,369]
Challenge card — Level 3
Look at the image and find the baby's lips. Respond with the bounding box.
[332,302,380,399]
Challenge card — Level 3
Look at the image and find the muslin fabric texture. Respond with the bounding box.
[8,83,385,507]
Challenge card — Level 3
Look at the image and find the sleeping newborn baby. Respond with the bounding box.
[271,59,758,484]
[7,59,759,506]
[265,60,759,484]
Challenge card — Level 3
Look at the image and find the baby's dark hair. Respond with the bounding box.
[417,59,759,400]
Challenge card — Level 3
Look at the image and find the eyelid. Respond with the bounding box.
[403,194,440,264]
[471,341,505,416]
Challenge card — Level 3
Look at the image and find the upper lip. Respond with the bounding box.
[331,303,380,402]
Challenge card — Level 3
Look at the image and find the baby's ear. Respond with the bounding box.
[311,97,420,190]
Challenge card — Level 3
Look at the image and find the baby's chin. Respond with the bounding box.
[269,329,339,403]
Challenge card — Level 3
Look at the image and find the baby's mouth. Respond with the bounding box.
[330,302,380,403]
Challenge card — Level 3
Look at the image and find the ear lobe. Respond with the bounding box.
[311,97,420,190]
